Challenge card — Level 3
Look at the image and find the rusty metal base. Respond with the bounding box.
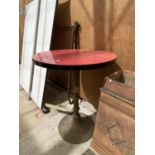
[58,114,94,144]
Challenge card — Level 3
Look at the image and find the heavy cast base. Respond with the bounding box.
[58,114,94,144]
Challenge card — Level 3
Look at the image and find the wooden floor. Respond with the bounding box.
[19,83,98,155]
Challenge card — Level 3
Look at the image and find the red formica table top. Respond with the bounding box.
[32,49,117,70]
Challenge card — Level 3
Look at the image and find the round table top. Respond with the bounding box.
[32,49,117,70]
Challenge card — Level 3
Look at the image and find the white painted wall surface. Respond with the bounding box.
[20,0,57,108]
[31,0,57,107]
[20,0,39,93]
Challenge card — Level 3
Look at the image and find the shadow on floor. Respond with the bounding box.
[43,81,68,106]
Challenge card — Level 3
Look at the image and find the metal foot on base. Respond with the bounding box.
[42,106,50,114]
[58,114,94,144]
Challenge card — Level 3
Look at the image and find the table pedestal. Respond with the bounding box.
[58,70,94,144]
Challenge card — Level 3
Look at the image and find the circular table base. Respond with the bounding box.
[58,114,94,144]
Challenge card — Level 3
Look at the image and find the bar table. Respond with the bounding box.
[32,49,117,144]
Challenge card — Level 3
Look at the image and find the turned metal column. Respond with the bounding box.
[72,70,80,120]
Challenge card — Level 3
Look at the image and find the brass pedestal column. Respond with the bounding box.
[58,70,94,144]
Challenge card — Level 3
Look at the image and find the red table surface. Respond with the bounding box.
[32,49,117,70]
